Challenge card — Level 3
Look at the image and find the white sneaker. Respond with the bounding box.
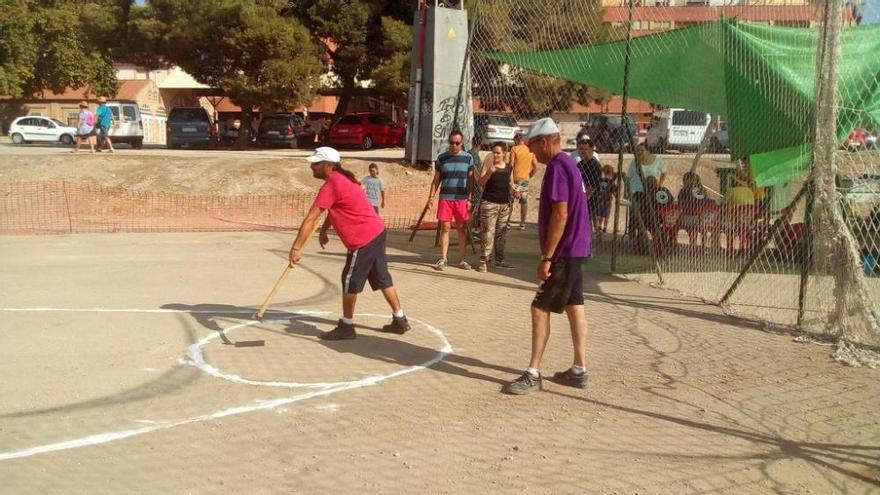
[458,260,471,270]
[434,259,447,271]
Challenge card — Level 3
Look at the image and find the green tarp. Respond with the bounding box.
[484,20,880,186]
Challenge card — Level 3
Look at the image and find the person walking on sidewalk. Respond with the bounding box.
[74,101,96,154]
[503,118,592,395]
[95,97,115,152]
[425,130,475,271]
[475,142,515,273]
[288,147,410,340]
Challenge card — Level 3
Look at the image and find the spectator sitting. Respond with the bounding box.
[725,169,756,206]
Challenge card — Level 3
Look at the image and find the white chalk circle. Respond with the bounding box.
[0,308,452,461]
[182,310,453,389]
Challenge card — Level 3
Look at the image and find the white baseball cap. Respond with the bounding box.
[523,117,560,141]
[305,146,341,163]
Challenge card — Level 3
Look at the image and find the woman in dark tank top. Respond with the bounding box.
[475,142,515,273]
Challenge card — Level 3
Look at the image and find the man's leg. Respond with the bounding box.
[380,286,401,313]
[456,223,468,264]
[564,304,588,368]
[520,201,528,226]
[528,305,552,369]
[439,220,451,261]
[342,293,358,320]
[503,304,551,395]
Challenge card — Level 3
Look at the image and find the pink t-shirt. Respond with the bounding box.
[314,171,385,250]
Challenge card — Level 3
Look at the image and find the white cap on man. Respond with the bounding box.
[305,146,341,163]
[523,117,560,142]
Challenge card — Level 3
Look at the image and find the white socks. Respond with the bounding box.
[341,317,354,325]
[393,309,405,318]
[571,365,586,376]
[525,367,540,378]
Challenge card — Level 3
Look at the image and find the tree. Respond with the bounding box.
[468,0,617,118]
[131,0,323,146]
[369,16,411,108]
[288,0,412,121]
[0,0,118,99]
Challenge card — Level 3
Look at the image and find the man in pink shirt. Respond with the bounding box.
[288,147,410,340]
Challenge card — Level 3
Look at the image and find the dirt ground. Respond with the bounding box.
[1,230,879,494]
[2,146,878,493]
[0,144,734,197]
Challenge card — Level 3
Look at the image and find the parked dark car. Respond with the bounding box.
[166,107,215,149]
[576,114,636,153]
[328,113,405,150]
[256,113,315,148]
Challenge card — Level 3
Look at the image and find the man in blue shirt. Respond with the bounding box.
[95,97,114,152]
[425,130,475,271]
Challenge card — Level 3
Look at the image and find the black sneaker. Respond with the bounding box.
[503,371,542,395]
[380,316,411,334]
[549,368,588,389]
[494,260,515,269]
[320,320,356,340]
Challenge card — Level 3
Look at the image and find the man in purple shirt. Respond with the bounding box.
[503,117,592,395]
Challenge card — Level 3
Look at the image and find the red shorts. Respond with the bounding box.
[437,199,469,223]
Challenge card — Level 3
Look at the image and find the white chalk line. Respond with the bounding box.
[0,308,451,461]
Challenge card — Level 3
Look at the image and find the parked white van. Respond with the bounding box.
[105,100,145,149]
[645,108,711,153]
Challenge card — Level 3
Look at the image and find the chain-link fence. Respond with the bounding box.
[466,0,880,365]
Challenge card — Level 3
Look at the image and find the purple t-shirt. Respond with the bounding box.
[538,152,591,259]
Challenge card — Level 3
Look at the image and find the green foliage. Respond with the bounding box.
[290,0,412,116]
[370,16,411,107]
[131,0,322,112]
[0,0,117,98]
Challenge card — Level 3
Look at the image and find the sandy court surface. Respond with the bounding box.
[1,230,879,493]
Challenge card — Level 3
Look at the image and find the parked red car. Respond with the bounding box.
[328,113,405,150]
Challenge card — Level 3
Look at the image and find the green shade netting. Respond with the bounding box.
[484,19,880,186]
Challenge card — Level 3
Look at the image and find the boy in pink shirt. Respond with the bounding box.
[288,147,410,340]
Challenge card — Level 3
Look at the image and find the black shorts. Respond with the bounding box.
[341,230,393,294]
[532,257,586,313]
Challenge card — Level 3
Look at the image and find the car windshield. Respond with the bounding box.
[169,108,209,121]
[672,110,707,126]
[337,115,363,125]
[262,117,295,130]
[604,115,634,129]
[51,118,66,127]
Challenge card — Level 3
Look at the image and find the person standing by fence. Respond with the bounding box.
[425,130,475,271]
[475,142,515,273]
[509,133,538,230]
[362,163,385,214]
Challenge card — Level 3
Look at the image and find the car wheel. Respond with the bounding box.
[362,135,373,150]
[11,133,25,145]
[59,134,74,145]
[167,142,179,150]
